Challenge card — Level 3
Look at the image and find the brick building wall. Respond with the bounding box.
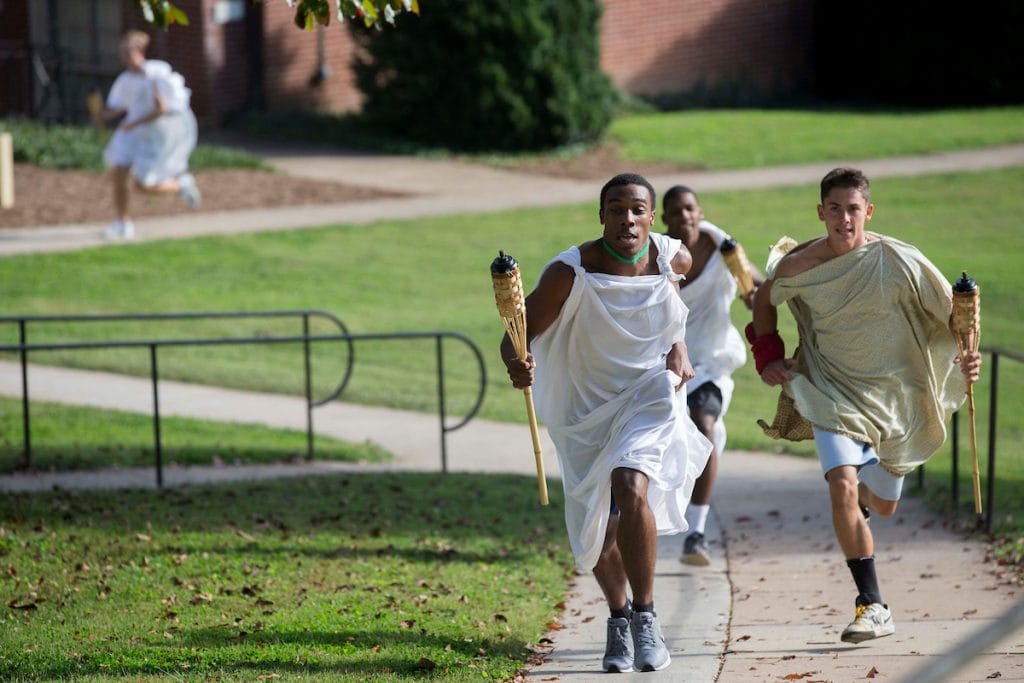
[599,0,815,99]
[114,0,815,122]
[260,3,364,114]
[123,0,255,124]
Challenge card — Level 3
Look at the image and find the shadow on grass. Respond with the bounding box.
[0,443,387,474]
[1,471,564,546]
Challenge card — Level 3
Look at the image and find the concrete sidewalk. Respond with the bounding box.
[1,362,1021,681]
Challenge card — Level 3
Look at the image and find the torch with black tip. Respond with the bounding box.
[719,237,756,298]
[951,271,982,515]
[491,251,548,506]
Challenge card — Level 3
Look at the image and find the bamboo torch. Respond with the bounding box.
[951,271,982,515]
[86,90,106,134]
[491,251,548,506]
[719,237,756,298]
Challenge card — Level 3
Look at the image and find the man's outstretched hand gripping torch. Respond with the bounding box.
[952,272,982,515]
[491,251,548,506]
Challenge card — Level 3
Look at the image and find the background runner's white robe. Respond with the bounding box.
[104,59,197,186]
[531,232,712,571]
[677,221,747,453]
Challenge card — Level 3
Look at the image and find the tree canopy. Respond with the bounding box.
[138,0,419,30]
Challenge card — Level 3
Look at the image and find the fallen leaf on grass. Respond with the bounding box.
[400,619,415,629]
[189,592,214,605]
[417,658,436,671]
[7,598,38,610]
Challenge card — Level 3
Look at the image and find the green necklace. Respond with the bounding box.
[601,237,650,264]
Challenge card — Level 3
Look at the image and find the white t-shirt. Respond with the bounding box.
[107,70,156,125]
[107,60,192,124]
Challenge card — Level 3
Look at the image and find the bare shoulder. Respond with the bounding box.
[670,243,693,277]
[532,260,576,301]
[775,238,828,278]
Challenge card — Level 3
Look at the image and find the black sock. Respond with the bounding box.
[633,601,655,615]
[846,556,883,606]
[610,599,633,619]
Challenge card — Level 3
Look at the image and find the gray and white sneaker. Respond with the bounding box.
[102,219,135,240]
[841,602,895,643]
[681,531,711,566]
[631,611,670,672]
[178,172,201,208]
[602,616,634,673]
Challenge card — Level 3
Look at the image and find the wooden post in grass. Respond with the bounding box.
[0,132,13,209]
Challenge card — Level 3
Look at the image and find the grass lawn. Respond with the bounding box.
[608,106,1024,169]
[2,167,1022,539]
[0,472,571,681]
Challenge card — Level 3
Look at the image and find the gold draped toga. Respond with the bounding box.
[761,234,966,476]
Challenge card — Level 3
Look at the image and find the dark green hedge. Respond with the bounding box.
[353,0,617,151]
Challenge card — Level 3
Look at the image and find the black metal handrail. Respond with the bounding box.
[948,345,1023,533]
[3,310,355,467]
[1,312,487,486]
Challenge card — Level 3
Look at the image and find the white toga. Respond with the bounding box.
[531,232,713,571]
[104,60,197,186]
[677,221,747,453]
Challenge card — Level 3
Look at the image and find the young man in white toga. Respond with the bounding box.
[502,173,712,673]
[100,30,200,239]
[661,185,762,566]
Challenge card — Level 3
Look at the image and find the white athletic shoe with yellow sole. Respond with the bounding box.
[841,602,895,643]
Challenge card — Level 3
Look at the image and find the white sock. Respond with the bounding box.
[685,504,710,535]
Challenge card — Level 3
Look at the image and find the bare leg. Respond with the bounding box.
[689,409,718,505]
[610,468,656,605]
[858,482,898,517]
[134,177,181,195]
[111,165,131,221]
[592,513,629,610]
[826,466,873,558]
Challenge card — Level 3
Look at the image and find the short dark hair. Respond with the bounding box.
[820,167,870,203]
[600,173,656,211]
[662,185,696,208]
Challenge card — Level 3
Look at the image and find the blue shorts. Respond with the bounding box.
[813,428,904,502]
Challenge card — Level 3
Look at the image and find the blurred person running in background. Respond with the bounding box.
[100,30,200,240]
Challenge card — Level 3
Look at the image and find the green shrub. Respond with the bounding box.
[353,0,618,151]
[0,117,269,172]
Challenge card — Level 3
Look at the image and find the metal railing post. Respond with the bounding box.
[302,313,314,460]
[18,319,31,468]
[985,352,999,533]
[436,335,448,473]
[150,344,163,488]
[951,411,959,508]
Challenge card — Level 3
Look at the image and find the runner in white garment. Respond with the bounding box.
[100,30,200,240]
[661,185,763,565]
[502,173,711,674]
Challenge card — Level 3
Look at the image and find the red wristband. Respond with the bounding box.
[745,323,785,374]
